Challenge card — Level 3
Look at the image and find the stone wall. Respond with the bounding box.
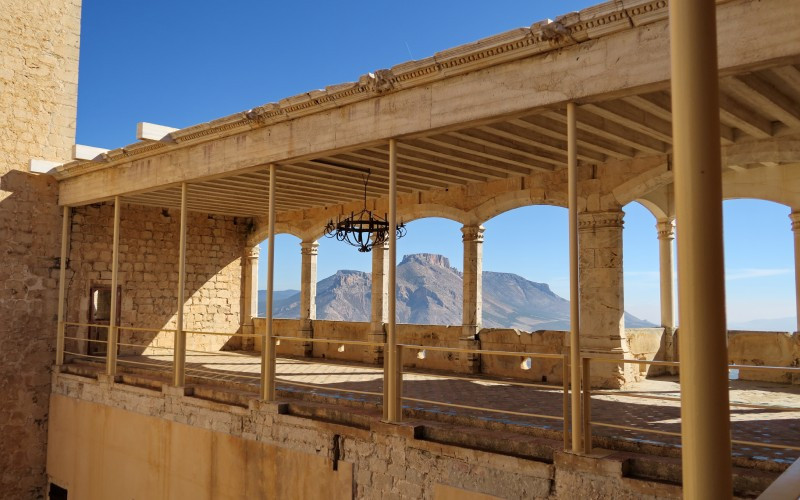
[48,373,689,499]
[728,331,800,383]
[0,0,81,497]
[64,202,249,356]
[254,319,669,385]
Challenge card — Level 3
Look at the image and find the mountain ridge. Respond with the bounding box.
[258,253,654,330]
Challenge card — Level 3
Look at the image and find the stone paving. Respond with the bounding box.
[113,351,800,465]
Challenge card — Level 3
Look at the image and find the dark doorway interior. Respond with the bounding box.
[87,285,121,356]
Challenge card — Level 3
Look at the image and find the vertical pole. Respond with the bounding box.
[386,138,401,422]
[106,196,121,376]
[567,101,583,452]
[56,205,71,366]
[790,212,800,333]
[670,0,732,496]
[562,355,570,451]
[261,164,277,401]
[582,357,592,454]
[173,183,188,387]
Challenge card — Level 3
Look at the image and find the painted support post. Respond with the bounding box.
[173,183,188,387]
[106,196,121,376]
[567,101,583,452]
[56,205,71,366]
[261,164,277,401]
[385,138,402,422]
[669,0,733,496]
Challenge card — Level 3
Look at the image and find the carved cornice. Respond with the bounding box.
[461,225,485,243]
[578,211,624,231]
[54,0,670,182]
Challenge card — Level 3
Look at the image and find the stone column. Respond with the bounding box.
[241,245,259,350]
[657,218,677,370]
[369,240,389,363]
[791,213,800,334]
[461,225,484,337]
[578,210,632,387]
[298,241,318,356]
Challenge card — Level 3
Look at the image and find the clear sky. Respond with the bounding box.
[76,0,796,327]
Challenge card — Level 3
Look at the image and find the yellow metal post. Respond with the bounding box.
[567,102,583,452]
[56,205,71,366]
[106,196,121,376]
[386,138,401,422]
[173,183,188,387]
[562,356,570,451]
[261,164,277,401]
[669,0,732,496]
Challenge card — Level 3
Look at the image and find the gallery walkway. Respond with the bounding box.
[72,351,800,466]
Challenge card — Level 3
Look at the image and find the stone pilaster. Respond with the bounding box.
[369,240,389,363]
[241,245,259,349]
[298,241,318,357]
[461,225,484,338]
[657,219,677,371]
[578,210,632,387]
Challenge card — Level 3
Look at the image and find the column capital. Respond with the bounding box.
[578,210,624,231]
[461,225,485,242]
[300,241,319,255]
[656,218,676,240]
[246,246,260,259]
[790,212,800,232]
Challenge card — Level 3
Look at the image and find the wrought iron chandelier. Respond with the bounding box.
[324,171,406,252]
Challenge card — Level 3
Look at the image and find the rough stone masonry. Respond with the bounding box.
[0,0,82,497]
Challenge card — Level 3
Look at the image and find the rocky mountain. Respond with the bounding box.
[259,253,654,330]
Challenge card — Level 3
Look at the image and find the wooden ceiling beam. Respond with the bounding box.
[718,91,773,139]
[526,114,637,159]
[341,150,476,185]
[417,136,548,173]
[355,149,484,184]
[479,121,607,163]
[723,74,800,129]
[447,130,566,167]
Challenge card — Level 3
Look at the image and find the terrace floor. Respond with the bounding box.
[94,351,800,466]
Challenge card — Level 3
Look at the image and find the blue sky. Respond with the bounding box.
[76,1,796,326]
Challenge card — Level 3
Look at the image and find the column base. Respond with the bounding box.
[297,323,313,358]
[581,348,636,389]
[459,332,481,374]
[367,323,386,365]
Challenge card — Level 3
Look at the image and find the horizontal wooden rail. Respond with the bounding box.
[274,335,386,347]
[397,343,564,359]
[402,396,564,421]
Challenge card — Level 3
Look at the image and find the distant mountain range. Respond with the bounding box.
[728,317,797,332]
[258,253,654,330]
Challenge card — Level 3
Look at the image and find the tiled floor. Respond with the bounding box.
[113,351,800,464]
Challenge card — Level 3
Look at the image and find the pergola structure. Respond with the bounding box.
[51,0,800,496]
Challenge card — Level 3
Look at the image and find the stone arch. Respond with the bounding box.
[398,203,474,225]
[247,221,308,247]
[473,189,567,225]
[632,198,669,221]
